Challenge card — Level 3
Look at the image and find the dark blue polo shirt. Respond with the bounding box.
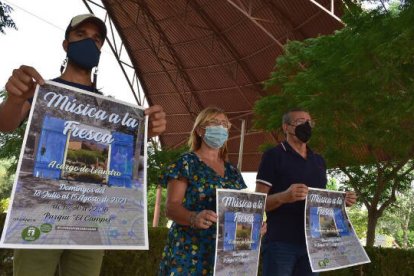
[256,141,327,246]
[51,78,100,93]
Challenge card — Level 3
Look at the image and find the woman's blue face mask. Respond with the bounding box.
[203,125,229,149]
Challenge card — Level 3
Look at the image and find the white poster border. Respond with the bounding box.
[305,187,370,272]
[0,80,149,250]
[213,188,267,276]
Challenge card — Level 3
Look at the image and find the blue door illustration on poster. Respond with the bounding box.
[251,213,262,250]
[34,116,135,187]
[224,212,236,251]
[109,132,134,188]
[33,115,67,179]
[310,207,321,238]
[334,208,350,236]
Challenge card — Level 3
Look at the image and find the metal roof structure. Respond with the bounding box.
[84,0,344,171]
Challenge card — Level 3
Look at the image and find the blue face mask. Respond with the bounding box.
[67,38,101,70]
[203,126,229,149]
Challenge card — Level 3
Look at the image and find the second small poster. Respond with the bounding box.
[214,189,266,276]
[305,188,370,272]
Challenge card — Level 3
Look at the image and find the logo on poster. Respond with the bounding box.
[21,226,41,241]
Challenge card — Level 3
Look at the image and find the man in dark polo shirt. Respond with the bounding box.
[0,14,166,276]
[255,109,356,276]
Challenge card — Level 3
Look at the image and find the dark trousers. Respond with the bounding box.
[262,241,318,276]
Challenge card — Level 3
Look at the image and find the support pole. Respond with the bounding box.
[152,185,162,227]
[237,119,246,171]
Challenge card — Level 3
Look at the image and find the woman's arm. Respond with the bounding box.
[166,178,217,229]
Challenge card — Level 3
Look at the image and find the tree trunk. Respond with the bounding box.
[355,265,364,276]
[152,185,162,227]
[366,208,379,247]
[401,207,411,249]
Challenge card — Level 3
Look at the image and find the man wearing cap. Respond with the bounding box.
[255,109,357,276]
[0,14,167,276]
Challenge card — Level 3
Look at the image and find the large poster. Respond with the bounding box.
[305,188,370,272]
[214,189,266,276]
[0,81,148,249]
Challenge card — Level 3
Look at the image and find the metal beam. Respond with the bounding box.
[237,119,246,170]
[163,2,258,108]
[263,0,307,40]
[82,0,145,105]
[308,0,344,24]
[226,0,285,49]
[135,0,205,117]
[189,0,266,100]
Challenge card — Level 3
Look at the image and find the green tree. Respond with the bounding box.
[147,140,187,188]
[254,1,414,246]
[147,185,168,227]
[0,159,13,200]
[146,140,187,226]
[378,189,414,248]
[0,91,25,176]
[347,206,368,240]
[326,178,339,191]
[0,1,16,34]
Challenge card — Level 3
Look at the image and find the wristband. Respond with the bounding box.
[189,212,198,228]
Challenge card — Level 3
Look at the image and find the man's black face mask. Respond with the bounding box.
[295,121,312,143]
[67,38,101,70]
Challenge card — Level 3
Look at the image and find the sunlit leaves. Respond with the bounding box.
[0,1,16,34]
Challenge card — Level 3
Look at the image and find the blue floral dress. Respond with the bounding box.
[158,152,246,275]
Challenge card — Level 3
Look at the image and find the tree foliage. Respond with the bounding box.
[254,1,414,246]
[378,189,414,248]
[0,1,16,34]
[0,91,25,176]
[0,159,13,200]
[146,141,187,226]
[347,206,369,240]
[147,140,188,188]
[147,185,168,227]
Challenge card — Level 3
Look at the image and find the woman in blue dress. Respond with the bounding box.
[159,106,246,275]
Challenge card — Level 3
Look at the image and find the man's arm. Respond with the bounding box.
[255,148,310,212]
[256,182,309,212]
[0,100,31,132]
[144,104,166,138]
[0,65,44,132]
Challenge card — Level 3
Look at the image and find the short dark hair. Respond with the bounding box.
[282,108,308,125]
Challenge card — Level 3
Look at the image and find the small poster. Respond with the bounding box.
[305,188,370,272]
[214,189,266,276]
[0,81,148,249]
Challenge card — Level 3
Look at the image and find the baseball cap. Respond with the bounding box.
[65,14,107,41]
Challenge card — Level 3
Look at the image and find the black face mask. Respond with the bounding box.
[294,121,312,143]
[67,38,101,70]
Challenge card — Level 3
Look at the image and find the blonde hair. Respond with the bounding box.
[188,106,230,160]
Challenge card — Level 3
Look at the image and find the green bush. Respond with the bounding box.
[0,213,13,276]
[0,212,413,275]
[67,149,106,165]
[0,198,9,213]
[100,227,167,276]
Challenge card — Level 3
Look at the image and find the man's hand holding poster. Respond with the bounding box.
[0,81,148,249]
[214,189,266,276]
[305,188,370,272]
